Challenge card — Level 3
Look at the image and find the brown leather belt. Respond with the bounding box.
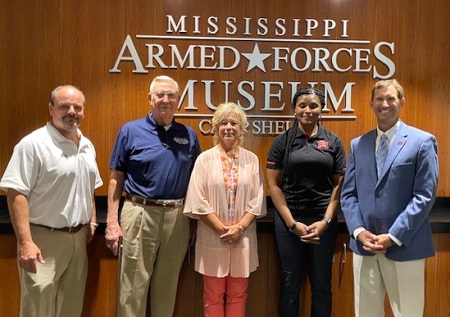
[125,193,183,208]
[33,223,87,233]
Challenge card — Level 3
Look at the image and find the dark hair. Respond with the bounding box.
[282,86,326,184]
[292,87,326,109]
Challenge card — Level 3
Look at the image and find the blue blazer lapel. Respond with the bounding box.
[361,130,378,183]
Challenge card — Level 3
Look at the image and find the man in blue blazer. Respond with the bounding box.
[341,79,438,317]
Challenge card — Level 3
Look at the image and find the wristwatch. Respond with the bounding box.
[322,216,332,225]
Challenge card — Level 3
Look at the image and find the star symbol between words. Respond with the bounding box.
[242,43,271,72]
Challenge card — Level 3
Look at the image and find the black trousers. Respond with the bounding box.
[274,211,338,317]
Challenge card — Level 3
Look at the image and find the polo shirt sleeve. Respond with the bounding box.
[0,138,39,196]
[88,144,103,189]
[332,137,346,175]
[109,127,130,172]
[266,132,287,170]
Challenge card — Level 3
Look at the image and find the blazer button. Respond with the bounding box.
[376,194,381,198]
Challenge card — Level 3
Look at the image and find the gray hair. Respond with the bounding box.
[149,75,179,94]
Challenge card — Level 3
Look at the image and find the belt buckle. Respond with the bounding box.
[158,200,170,207]
[68,226,77,233]
[157,199,180,207]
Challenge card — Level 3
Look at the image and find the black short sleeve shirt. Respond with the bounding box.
[267,125,346,213]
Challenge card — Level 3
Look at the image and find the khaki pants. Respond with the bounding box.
[19,224,88,317]
[117,201,190,317]
[353,253,425,317]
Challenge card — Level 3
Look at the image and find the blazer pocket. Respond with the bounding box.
[391,161,415,180]
[392,161,413,168]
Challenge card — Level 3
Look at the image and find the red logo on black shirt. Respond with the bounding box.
[317,140,329,149]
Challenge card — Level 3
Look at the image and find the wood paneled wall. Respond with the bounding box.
[1,0,449,196]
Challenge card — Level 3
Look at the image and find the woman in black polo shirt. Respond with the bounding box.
[267,87,346,317]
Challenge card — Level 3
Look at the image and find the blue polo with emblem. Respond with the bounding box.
[109,112,201,199]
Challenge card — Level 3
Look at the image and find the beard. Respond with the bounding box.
[62,115,80,129]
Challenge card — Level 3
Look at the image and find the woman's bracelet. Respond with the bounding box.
[289,221,297,232]
[90,222,99,228]
[237,224,245,235]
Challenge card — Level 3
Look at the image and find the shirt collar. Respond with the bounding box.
[296,124,325,139]
[377,120,400,141]
[46,122,83,144]
[145,111,180,132]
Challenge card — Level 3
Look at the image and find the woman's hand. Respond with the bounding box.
[220,224,243,244]
[290,221,309,238]
[299,220,328,244]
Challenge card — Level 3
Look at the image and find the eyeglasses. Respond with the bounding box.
[153,92,178,100]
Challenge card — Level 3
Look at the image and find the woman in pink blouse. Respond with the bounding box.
[184,102,267,317]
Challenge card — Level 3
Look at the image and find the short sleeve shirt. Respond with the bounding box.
[0,123,103,227]
[267,125,346,213]
[109,112,201,199]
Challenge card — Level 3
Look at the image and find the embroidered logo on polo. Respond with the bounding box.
[173,137,189,144]
[317,140,329,149]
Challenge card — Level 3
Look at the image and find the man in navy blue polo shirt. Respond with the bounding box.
[105,75,201,317]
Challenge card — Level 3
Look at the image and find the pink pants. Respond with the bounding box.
[203,275,249,317]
